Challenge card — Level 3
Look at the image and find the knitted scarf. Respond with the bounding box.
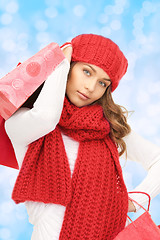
[12,97,128,239]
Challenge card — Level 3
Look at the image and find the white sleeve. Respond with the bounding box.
[5,58,70,146]
[122,130,160,210]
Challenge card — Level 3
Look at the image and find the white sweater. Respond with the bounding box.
[5,58,160,240]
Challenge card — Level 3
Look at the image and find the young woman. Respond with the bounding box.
[5,34,160,239]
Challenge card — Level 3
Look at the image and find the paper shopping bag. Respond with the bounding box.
[0,42,65,169]
[0,42,65,120]
[114,192,160,240]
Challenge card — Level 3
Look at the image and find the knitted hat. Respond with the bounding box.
[70,34,128,92]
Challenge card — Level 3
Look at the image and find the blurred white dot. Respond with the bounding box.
[45,7,58,18]
[17,42,28,51]
[132,28,143,38]
[1,13,13,25]
[133,18,144,30]
[6,1,19,14]
[0,0,8,10]
[0,212,12,226]
[115,0,127,6]
[133,12,143,21]
[104,5,114,15]
[15,205,28,220]
[16,212,27,220]
[0,201,14,214]
[98,14,108,24]
[136,90,150,104]
[2,39,16,52]
[146,104,160,117]
[154,137,160,145]
[113,83,132,110]
[123,171,134,190]
[113,5,124,15]
[100,26,111,36]
[36,32,50,44]
[0,168,9,183]
[35,20,48,31]
[147,82,160,94]
[0,27,15,42]
[110,20,121,30]
[17,33,29,42]
[9,174,17,187]
[45,0,59,6]
[0,67,6,78]
[19,50,33,62]
[4,187,13,199]
[0,228,11,240]
[141,42,155,55]
[125,71,134,82]
[136,34,147,45]
[127,52,138,67]
[136,118,157,136]
[73,5,86,17]
[142,1,156,16]
[17,33,29,51]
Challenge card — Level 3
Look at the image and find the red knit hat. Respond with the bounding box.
[70,34,128,92]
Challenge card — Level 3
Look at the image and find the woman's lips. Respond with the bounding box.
[77,91,90,100]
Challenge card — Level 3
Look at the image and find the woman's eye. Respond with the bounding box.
[99,81,106,87]
[83,69,91,76]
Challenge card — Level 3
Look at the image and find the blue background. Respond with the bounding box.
[0,0,160,239]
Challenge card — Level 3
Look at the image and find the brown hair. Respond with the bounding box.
[97,86,131,156]
[68,61,131,156]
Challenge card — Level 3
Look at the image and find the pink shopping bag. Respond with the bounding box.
[0,42,65,169]
[0,42,65,120]
[114,191,160,240]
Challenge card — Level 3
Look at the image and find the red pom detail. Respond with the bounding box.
[26,62,41,77]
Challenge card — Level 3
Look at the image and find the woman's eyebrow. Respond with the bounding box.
[84,64,111,82]
[103,78,111,82]
[84,63,96,73]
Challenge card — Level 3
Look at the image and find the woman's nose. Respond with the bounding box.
[84,79,96,92]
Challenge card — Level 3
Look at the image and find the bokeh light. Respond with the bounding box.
[0,0,160,239]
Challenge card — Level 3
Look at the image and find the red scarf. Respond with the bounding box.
[12,97,128,239]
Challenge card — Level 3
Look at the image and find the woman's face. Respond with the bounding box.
[66,62,111,107]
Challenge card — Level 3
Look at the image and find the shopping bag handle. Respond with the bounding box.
[128,191,151,212]
[127,191,151,223]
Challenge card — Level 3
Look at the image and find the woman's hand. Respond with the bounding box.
[62,45,72,63]
[128,199,136,212]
